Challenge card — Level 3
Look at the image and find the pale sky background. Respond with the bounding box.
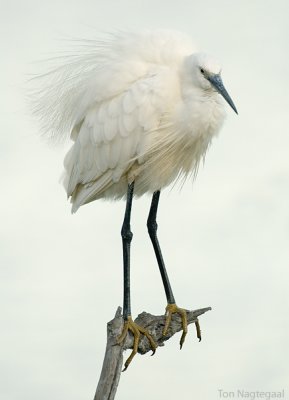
[1,1,288,399]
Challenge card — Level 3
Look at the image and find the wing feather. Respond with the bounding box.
[108,135,122,169]
[64,69,175,208]
[123,90,137,114]
[104,116,118,141]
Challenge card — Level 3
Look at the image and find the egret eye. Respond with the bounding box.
[200,68,205,74]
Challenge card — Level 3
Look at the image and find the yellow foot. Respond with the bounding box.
[163,303,202,349]
[117,316,157,371]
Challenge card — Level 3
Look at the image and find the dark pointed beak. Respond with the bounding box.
[208,74,238,114]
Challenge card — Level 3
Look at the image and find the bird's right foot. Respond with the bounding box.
[117,316,157,371]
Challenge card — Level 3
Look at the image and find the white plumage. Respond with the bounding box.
[33,30,236,212]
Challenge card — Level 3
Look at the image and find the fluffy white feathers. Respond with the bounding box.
[32,30,227,212]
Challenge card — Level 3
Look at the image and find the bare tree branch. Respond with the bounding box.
[94,306,211,400]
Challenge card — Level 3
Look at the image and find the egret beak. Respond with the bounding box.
[208,74,238,114]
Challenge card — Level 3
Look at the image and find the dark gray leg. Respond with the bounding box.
[147,190,176,304]
[119,182,157,370]
[121,182,134,320]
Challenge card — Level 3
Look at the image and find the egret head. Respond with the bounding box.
[189,52,238,114]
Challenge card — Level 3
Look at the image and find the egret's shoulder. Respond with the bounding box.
[107,30,196,66]
[31,29,195,144]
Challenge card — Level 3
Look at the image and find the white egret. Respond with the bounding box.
[33,30,237,370]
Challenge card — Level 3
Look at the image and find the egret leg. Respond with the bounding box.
[121,182,134,321]
[147,191,175,304]
[118,182,157,371]
[147,191,201,348]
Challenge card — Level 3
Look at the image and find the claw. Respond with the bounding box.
[195,319,202,341]
[117,316,157,371]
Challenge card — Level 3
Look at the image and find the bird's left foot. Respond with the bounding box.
[117,316,157,371]
[163,303,202,349]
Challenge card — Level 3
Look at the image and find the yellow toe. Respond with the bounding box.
[117,316,157,371]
